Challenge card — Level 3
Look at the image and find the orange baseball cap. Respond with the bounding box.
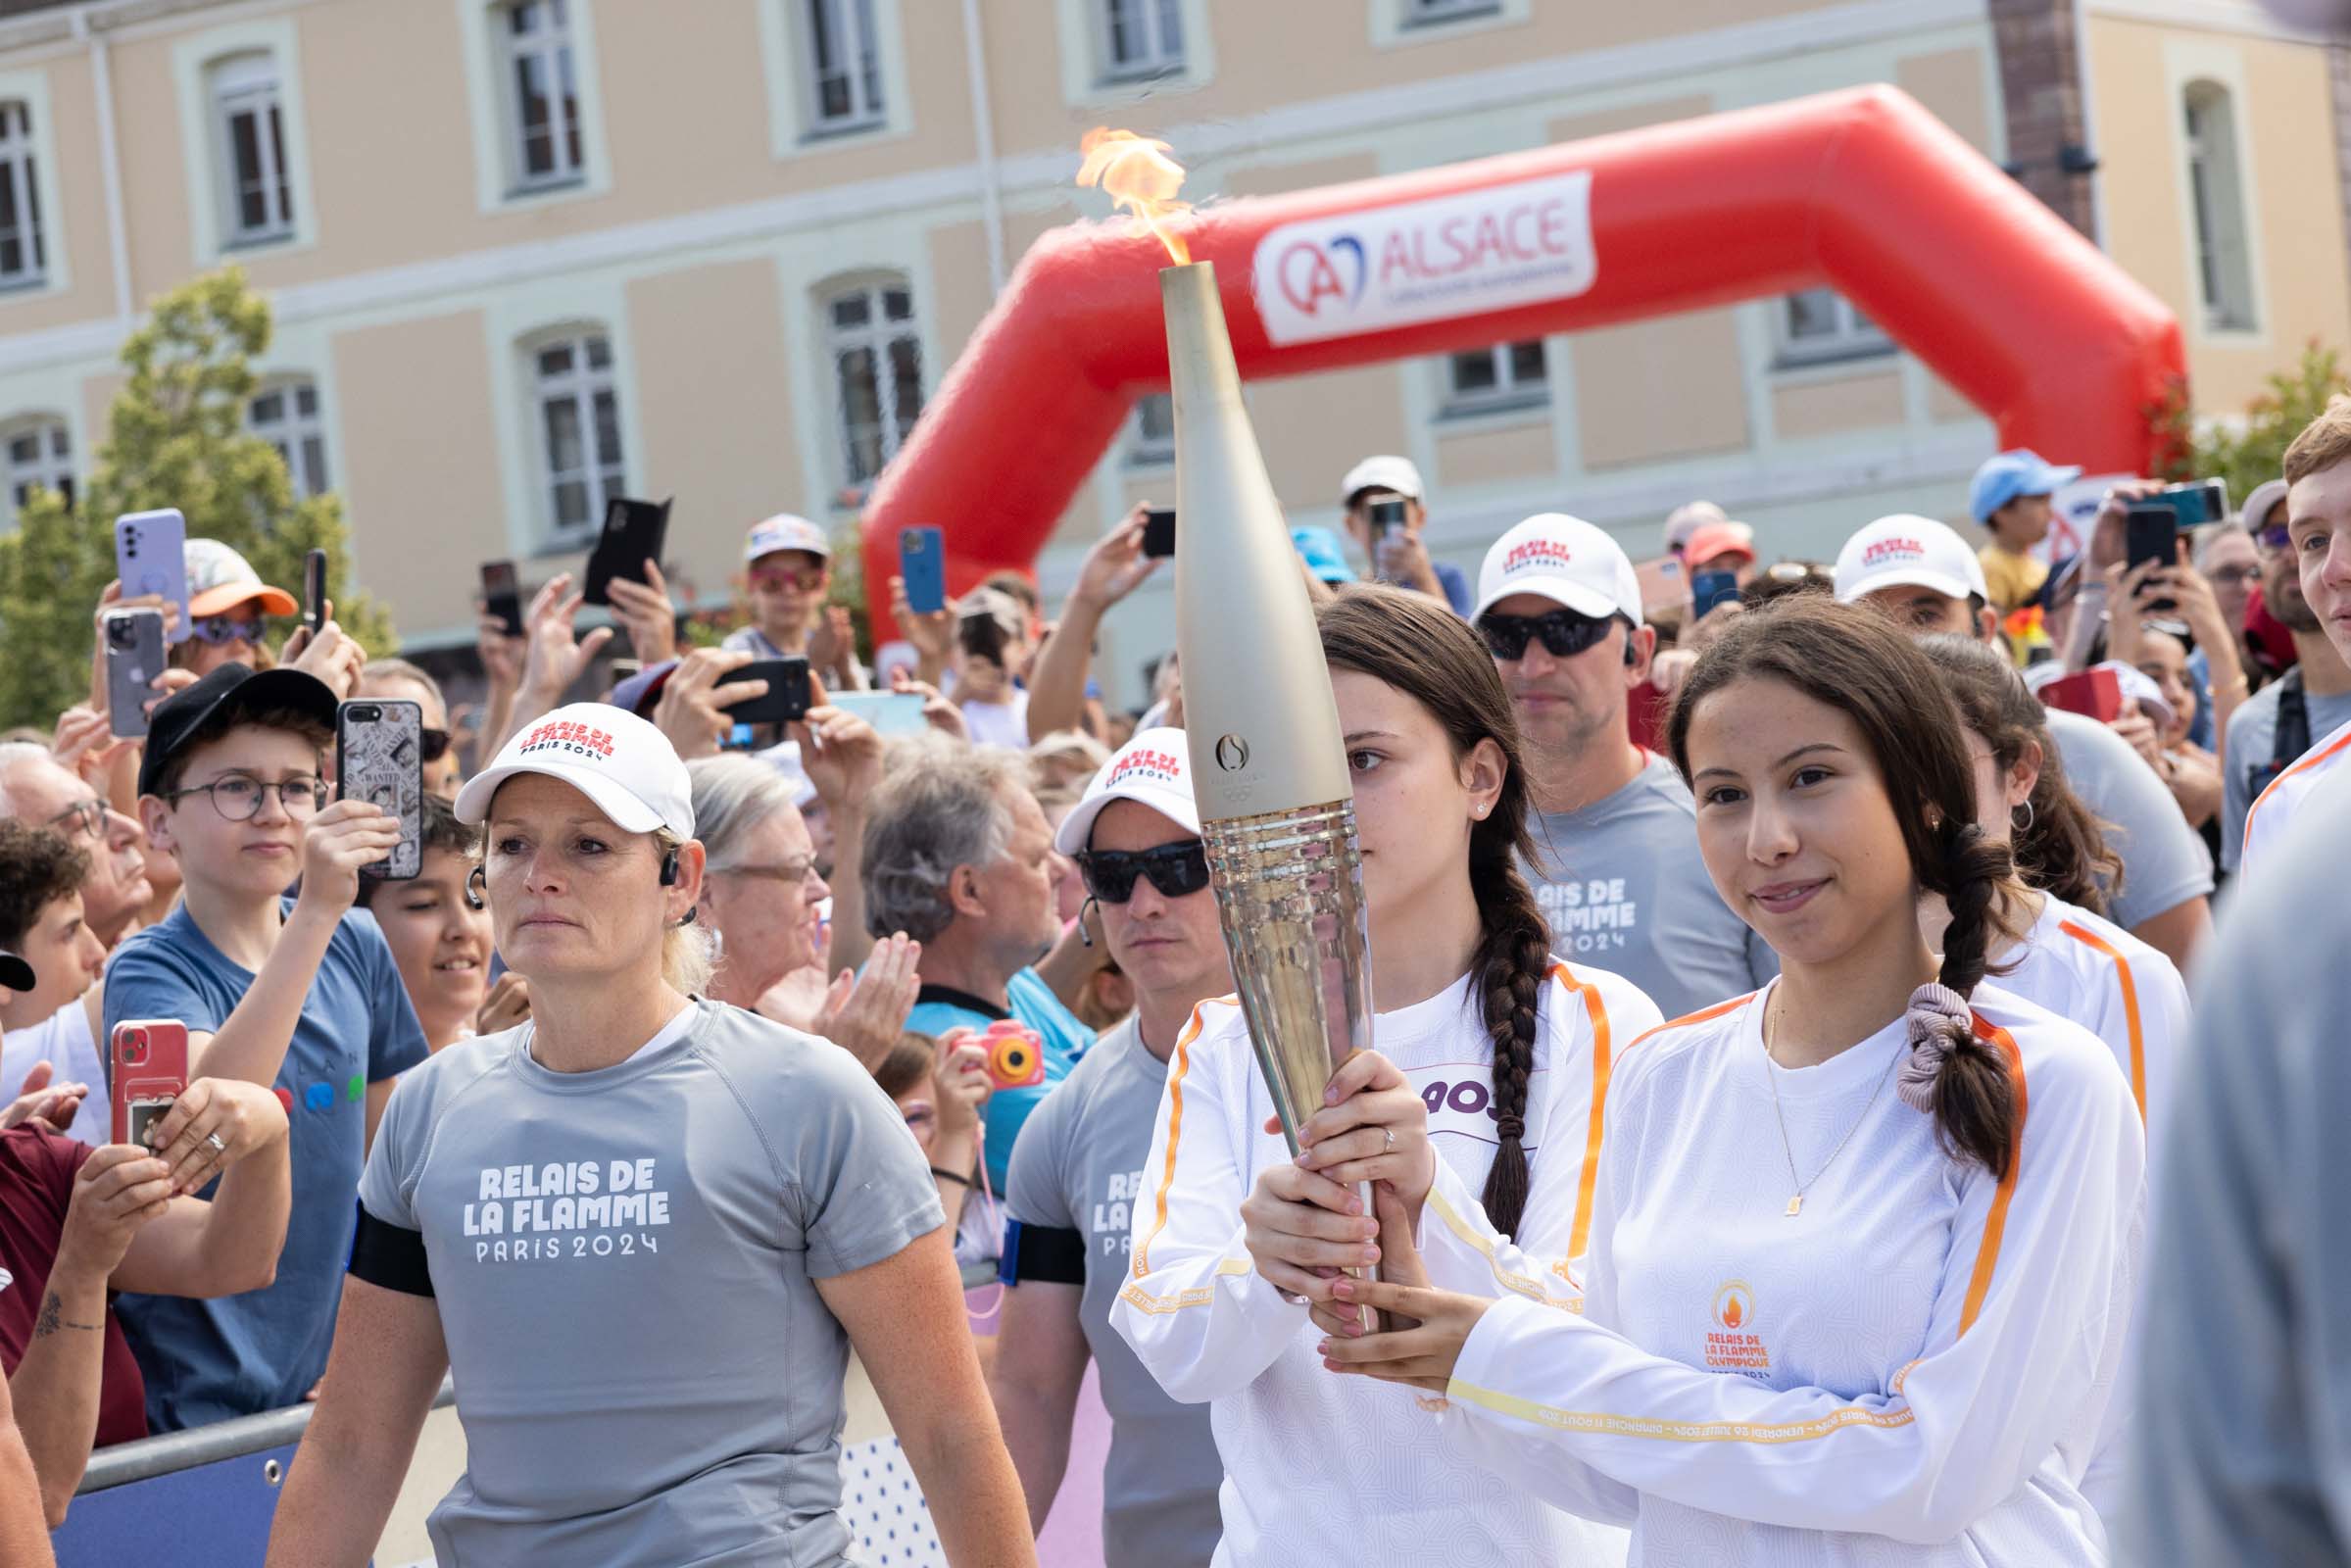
[185,538,298,619]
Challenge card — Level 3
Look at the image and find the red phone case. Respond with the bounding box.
[2038,668,2123,725]
[111,1019,189,1148]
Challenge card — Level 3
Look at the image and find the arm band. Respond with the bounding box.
[349,1209,435,1298]
[1002,1218,1087,1287]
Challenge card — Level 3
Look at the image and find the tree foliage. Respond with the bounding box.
[2155,340,2350,500]
[0,268,395,731]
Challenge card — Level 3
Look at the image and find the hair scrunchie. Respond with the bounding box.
[1896,982,1973,1114]
[1495,1114,1526,1142]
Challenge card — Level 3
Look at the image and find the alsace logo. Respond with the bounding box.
[1861,538,1926,569]
[1504,539,1575,575]
[520,720,615,760]
[1108,748,1182,788]
[1252,171,1596,347]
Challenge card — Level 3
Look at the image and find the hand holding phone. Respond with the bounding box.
[115,510,189,642]
[1142,508,1176,561]
[480,560,525,638]
[900,526,947,614]
[827,690,928,737]
[336,700,424,880]
[583,498,673,607]
[722,657,812,725]
[303,549,328,635]
[111,1020,189,1150]
[2125,502,2182,612]
[103,609,167,739]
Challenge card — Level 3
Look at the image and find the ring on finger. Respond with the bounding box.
[1383,1127,1396,1153]
[204,1132,227,1155]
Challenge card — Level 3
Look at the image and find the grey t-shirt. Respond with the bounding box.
[1523,754,1777,1020]
[2218,678,2351,872]
[2043,707,2214,928]
[1004,1016,1221,1568]
[359,999,944,1567]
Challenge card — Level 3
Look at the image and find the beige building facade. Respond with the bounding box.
[0,0,2342,702]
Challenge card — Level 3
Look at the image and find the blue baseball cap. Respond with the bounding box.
[1291,526,1356,584]
[1969,449,2082,524]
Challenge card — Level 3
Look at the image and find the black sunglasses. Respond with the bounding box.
[1476,608,1619,662]
[1075,841,1211,904]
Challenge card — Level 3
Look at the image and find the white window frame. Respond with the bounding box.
[1052,0,1211,104]
[498,0,587,191]
[757,0,914,156]
[527,330,628,548]
[1772,287,1895,369]
[821,278,924,497]
[454,0,610,212]
[171,22,317,265]
[1370,0,1526,47]
[1099,0,1186,82]
[2183,81,2258,334]
[0,99,46,291]
[802,0,886,135]
[1440,338,1549,418]
[248,378,330,501]
[210,53,294,247]
[2,415,72,522]
[1127,392,1174,466]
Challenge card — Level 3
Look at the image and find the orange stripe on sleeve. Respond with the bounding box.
[1957,1014,2029,1336]
[2056,919,2146,1123]
[1626,992,1757,1054]
[2242,722,2351,858]
[1132,1002,1211,1281]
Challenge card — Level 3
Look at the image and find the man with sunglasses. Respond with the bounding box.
[2221,476,2351,875]
[1473,514,1775,1018]
[356,660,461,800]
[992,729,1224,1567]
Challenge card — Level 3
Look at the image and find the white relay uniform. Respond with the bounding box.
[2240,714,2351,883]
[1412,981,2145,1566]
[1112,963,1660,1567]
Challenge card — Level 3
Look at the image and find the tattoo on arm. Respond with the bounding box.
[32,1290,102,1339]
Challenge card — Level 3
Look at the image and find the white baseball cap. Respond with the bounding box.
[1662,500,1729,556]
[1474,514,1644,626]
[1341,455,1424,505]
[1833,514,1988,605]
[743,513,830,564]
[455,702,696,839]
[1052,728,1202,856]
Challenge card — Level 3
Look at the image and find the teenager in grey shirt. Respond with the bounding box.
[266,705,1032,1568]
[995,729,1226,1565]
[1472,514,1775,1019]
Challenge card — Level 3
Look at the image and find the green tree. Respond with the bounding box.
[0,267,395,731]
[2155,340,2351,499]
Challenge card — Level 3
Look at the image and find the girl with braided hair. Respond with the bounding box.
[1307,596,2145,1566]
[1112,583,1657,1566]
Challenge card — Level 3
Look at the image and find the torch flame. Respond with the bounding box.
[1077,126,1192,265]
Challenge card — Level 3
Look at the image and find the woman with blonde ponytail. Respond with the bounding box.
[1306,598,2145,1566]
[1113,584,1658,1565]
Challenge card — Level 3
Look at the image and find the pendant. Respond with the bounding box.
[1785,1194,1803,1217]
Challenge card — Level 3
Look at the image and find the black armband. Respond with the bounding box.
[349,1210,435,1298]
[1001,1218,1087,1287]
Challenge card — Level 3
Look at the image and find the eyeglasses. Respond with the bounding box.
[2207,564,2258,588]
[2258,523,2292,554]
[1476,609,1619,662]
[751,566,826,594]
[46,798,106,840]
[715,857,823,887]
[1075,840,1212,904]
[419,727,452,764]
[189,616,264,647]
[161,773,328,820]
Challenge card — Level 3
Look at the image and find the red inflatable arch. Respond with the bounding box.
[860,84,2183,627]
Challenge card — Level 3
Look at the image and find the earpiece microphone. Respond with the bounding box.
[1077,896,1100,949]
[465,865,487,911]
[659,848,680,887]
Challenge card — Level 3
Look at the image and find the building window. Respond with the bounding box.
[2184,81,2256,332]
[0,101,45,288]
[1102,0,1184,80]
[806,0,884,132]
[1444,339,1547,415]
[1129,392,1174,465]
[249,380,328,500]
[825,281,922,490]
[499,0,584,190]
[208,54,293,245]
[4,418,71,520]
[1774,287,1893,367]
[531,333,624,543]
[1403,0,1500,24]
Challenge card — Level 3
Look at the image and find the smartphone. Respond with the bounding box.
[1690,568,1741,621]
[111,1020,189,1150]
[303,548,328,634]
[900,526,947,614]
[115,509,189,641]
[480,560,525,638]
[2160,477,2230,529]
[2038,667,2124,724]
[2125,501,2182,612]
[103,609,166,739]
[828,690,928,737]
[723,657,812,726]
[337,700,424,880]
[582,496,673,607]
[1142,508,1176,561]
[1366,496,1409,545]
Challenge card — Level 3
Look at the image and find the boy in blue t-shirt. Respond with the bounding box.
[105,662,428,1430]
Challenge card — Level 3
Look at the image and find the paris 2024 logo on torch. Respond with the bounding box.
[1251,171,1599,347]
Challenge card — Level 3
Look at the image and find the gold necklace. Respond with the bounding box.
[1761,994,1900,1217]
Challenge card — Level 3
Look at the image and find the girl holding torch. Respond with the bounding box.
[1301,599,2141,1565]
[1113,584,1658,1564]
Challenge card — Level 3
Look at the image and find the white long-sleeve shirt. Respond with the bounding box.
[1412,980,2144,1565]
[1111,963,1660,1567]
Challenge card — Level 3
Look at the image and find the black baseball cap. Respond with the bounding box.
[0,950,30,992]
[136,662,340,800]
